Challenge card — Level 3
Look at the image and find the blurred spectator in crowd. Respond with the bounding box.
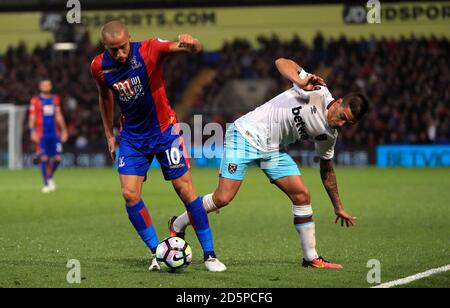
[191,34,450,148]
[0,32,448,154]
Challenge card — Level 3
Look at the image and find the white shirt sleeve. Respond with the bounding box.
[315,137,336,160]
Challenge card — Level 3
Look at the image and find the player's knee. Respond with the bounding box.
[213,193,233,208]
[40,156,49,162]
[122,188,141,205]
[291,189,310,205]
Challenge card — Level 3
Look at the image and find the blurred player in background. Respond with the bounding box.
[91,21,226,272]
[29,79,68,193]
[171,58,369,269]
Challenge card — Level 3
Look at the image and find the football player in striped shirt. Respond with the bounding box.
[91,21,226,272]
[29,79,68,193]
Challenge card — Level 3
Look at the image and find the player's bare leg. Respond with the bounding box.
[170,176,242,236]
[171,171,227,272]
[274,175,343,269]
[213,177,243,208]
[120,174,161,271]
[171,170,198,205]
[120,174,145,205]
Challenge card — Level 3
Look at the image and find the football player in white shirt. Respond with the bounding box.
[171,58,369,269]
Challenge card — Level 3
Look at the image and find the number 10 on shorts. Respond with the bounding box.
[165,147,182,166]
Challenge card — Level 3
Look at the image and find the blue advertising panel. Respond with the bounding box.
[377,145,450,167]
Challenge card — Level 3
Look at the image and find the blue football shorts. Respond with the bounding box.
[219,124,301,182]
[38,135,62,157]
[118,125,190,181]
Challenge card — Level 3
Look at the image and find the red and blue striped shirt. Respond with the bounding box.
[30,95,61,138]
[90,39,176,139]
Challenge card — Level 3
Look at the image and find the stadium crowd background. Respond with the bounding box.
[0,32,449,154]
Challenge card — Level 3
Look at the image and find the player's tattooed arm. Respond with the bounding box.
[320,159,356,227]
[320,158,342,209]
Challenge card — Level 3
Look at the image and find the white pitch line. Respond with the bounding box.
[372,264,450,288]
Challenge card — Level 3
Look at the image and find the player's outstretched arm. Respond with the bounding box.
[319,158,356,227]
[275,58,325,91]
[95,80,116,162]
[169,34,202,54]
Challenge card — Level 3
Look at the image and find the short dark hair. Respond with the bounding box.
[343,93,369,121]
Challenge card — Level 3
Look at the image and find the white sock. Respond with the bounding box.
[173,194,219,233]
[293,204,319,262]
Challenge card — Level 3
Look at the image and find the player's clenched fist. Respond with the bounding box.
[178,34,201,53]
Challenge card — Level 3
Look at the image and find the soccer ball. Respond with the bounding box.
[156,237,192,273]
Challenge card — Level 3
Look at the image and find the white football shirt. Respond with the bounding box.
[234,69,338,160]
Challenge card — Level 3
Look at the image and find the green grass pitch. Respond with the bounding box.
[0,167,449,288]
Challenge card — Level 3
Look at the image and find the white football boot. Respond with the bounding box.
[41,186,52,194]
[204,256,227,272]
[149,256,161,272]
[48,179,56,192]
